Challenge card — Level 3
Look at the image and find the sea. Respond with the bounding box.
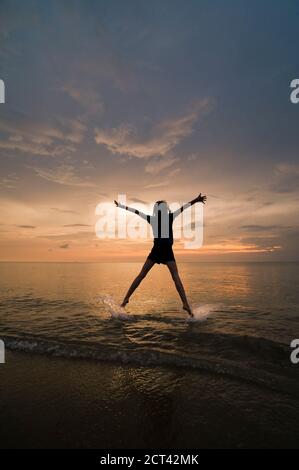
[1,262,299,447]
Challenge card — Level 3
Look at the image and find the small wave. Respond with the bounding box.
[2,333,298,397]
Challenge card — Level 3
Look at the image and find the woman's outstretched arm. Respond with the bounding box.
[114,200,149,221]
[172,193,207,218]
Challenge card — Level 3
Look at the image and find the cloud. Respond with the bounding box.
[145,156,178,175]
[130,197,148,205]
[62,83,104,117]
[0,174,19,189]
[59,243,70,249]
[55,117,87,144]
[51,207,79,214]
[144,167,182,189]
[241,224,293,232]
[16,225,36,229]
[271,163,299,193]
[168,168,181,178]
[0,112,86,157]
[63,224,91,227]
[144,181,169,189]
[199,239,282,255]
[94,99,211,158]
[38,231,94,241]
[32,165,96,187]
[240,236,281,252]
[0,138,75,157]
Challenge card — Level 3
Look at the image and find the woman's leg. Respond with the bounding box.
[121,259,155,307]
[166,261,193,316]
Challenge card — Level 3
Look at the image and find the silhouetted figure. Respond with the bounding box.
[114,194,207,317]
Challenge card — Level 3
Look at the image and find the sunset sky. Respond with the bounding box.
[0,0,299,262]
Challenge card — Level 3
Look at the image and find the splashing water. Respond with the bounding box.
[100,294,132,320]
[99,294,218,323]
[188,304,219,322]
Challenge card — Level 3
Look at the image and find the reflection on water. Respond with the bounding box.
[0,262,299,389]
[1,262,298,340]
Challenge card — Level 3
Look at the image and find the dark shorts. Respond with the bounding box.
[147,242,175,265]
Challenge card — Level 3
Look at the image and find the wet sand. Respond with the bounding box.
[1,350,299,449]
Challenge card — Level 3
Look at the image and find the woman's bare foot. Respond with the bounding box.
[121,298,129,308]
[183,304,193,317]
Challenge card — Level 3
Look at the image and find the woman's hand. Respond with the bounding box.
[195,193,207,204]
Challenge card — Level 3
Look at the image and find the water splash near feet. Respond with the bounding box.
[99,294,132,320]
[187,304,219,323]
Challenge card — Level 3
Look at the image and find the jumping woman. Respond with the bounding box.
[114,194,207,317]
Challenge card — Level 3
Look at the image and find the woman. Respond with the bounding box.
[114,193,207,317]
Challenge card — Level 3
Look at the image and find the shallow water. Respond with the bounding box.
[2,350,299,449]
[0,262,299,392]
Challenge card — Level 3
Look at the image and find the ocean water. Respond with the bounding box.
[0,262,299,394]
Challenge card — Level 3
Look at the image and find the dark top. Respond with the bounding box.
[146,212,174,245]
[120,203,189,264]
